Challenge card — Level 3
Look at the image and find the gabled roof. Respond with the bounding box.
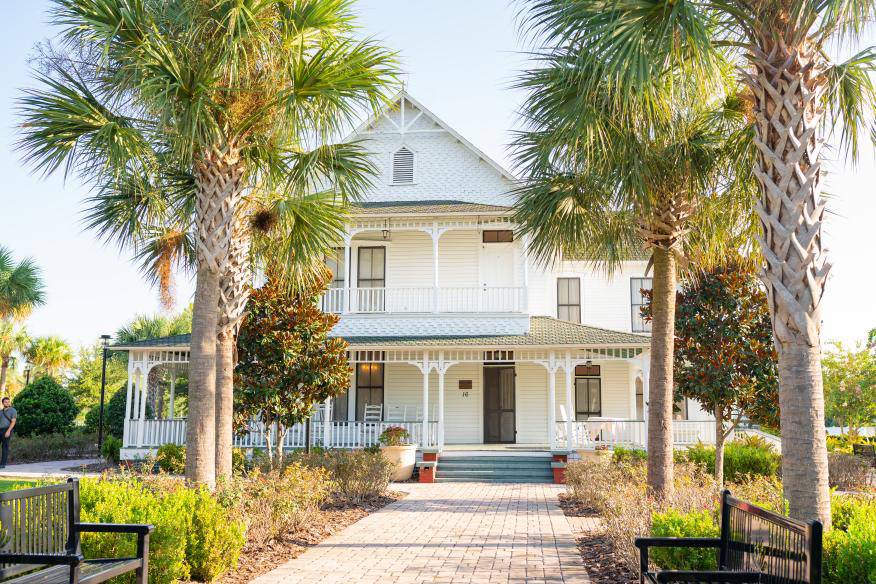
[351,200,511,216]
[349,91,517,183]
[109,317,648,352]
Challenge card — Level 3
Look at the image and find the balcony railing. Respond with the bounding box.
[321,286,527,314]
[125,418,438,449]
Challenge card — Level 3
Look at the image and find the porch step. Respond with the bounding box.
[435,455,554,484]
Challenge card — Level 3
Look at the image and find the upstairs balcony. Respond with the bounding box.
[321,286,527,314]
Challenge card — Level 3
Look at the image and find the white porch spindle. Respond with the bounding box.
[422,352,430,446]
[437,352,445,448]
[168,372,176,419]
[547,354,557,448]
[431,225,439,313]
[564,353,573,450]
[323,398,332,447]
[343,242,351,314]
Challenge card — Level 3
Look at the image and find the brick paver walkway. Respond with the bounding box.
[252,482,589,584]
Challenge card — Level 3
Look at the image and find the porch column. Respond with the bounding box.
[431,224,440,313]
[641,356,651,448]
[123,359,134,446]
[136,366,148,447]
[564,353,573,450]
[168,369,176,418]
[323,398,332,447]
[547,354,557,448]
[522,234,530,312]
[421,352,430,447]
[343,240,351,314]
[437,352,445,448]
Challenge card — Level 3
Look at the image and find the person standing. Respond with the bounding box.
[0,397,16,468]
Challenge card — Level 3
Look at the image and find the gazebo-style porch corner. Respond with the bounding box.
[112,317,716,460]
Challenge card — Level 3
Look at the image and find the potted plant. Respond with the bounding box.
[378,426,416,481]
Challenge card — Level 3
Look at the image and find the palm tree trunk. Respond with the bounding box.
[186,265,221,486]
[748,41,831,527]
[715,412,725,488]
[215,331,234,479]
[186,144,245,487]
[0,358,8,394]
[778,343,830,526]
[647,246,676,500]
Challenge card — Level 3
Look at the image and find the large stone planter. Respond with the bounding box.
[381,444,417,481]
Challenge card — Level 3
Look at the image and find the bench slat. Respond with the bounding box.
[2,560,142,584]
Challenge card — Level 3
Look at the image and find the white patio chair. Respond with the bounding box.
[385,405,404,421]
[363,404,383,421]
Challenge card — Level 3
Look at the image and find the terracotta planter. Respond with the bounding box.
[381,444,417,481]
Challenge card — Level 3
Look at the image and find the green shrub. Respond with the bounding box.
[650,509,720,571]
[12,376,78,436]
[231,448,247,476]
[612,447,647,464]
[824,497,876,584]
[6,432,98,464]
[220,462,332,547]
[293,448,392,502]
[155,444,186,474]
[101,436,121,464]
[78,477,244,584]
[684,440,780,481]
[83,386,152,438]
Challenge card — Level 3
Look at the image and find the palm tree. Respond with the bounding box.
[512,29,755,498]
[0,322,29,394]
[25,336,73,378]
[18,0,397,486]
[516,0,875,528]
[0,246,45,320]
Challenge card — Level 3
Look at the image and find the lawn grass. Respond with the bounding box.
[0,479,37,492]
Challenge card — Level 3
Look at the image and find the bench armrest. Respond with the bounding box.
[634,538,721,584]
[74,523,155,535]
[0,553,84,566]
[655,570,761,583]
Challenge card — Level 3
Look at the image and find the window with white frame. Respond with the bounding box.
[557,278,581,323]
[630,277,653,333]
[574,364,601,420]
[391,147,414,184]
[326,247,345,288]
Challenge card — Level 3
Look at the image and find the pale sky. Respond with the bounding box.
[0,0,873,353]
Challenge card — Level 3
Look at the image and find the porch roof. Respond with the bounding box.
[350,200,511,217]
[110,317,649,351]
[342,316,649,348]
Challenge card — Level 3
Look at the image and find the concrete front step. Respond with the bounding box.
[435,455,554,483]
[438,461,551,470]
[434,476,554,483]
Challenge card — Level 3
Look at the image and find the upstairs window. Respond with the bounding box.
[631,277,653,333]
[557,278,581,323]
[482,230,514,243]
[391,147,414,184]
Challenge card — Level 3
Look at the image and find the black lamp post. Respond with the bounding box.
[97,334,112,448]
[23,363,32,386]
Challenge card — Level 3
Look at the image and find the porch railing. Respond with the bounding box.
[556,419,720,450]
[125,418,438,450]
[320,286,527,314]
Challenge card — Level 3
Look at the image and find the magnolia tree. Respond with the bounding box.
[670,263,779,486]
[234,274,350,466]
[822,343,876,435]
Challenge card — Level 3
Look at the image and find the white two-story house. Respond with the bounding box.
[116,93,716,461]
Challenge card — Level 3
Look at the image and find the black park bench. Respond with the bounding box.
[635,490,822,584]
[0,479,153,584]
[852,443,876,467]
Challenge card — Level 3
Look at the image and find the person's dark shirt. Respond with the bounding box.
[0,407,17,430]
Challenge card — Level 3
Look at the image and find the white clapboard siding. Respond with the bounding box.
[442,362,482,443]
[515,363,549,444]
[554,361,634,421]
[438,230,479,288]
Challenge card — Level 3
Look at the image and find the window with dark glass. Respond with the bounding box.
[574,364,601,420]
[557,278,581,323]
[630,277,653,333]
[326,247,345,288]
[355,363,384,421]
[357,247,385,288]
[482,230,514,243]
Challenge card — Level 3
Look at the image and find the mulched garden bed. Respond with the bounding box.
[219,491,405,584]
[558,494,637,584]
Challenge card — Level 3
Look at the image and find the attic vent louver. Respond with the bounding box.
[392,147,414,184]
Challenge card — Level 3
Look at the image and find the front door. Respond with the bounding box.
[484,366,515,443]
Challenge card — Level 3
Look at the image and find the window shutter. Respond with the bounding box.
[392,147,414,183]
